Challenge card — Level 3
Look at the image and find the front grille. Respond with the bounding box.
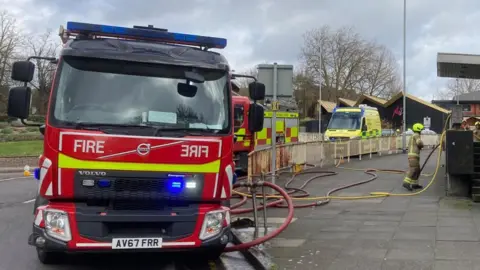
[331,137,350,141]
[114,178,165,193]
[74,171,205,201]
[112,200,191,211]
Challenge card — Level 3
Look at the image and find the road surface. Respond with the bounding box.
[0,173,254,270]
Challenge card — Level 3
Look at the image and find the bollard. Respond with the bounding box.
[23,165,31,177]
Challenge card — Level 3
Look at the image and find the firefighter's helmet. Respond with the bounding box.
[476,121,480,126]
[412,123,424,132]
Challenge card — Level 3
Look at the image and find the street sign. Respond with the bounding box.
[271,101,280,111]
[257,64,294,98]
[423,117,431,129]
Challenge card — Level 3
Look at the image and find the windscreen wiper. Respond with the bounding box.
[68,122,154,134]
[153,127,218,137]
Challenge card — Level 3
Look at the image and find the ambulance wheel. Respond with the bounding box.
[36,248,62,265]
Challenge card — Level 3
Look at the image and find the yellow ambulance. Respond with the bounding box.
[324,105,381,141]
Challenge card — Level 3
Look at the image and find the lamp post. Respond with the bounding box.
[402,0,407,153]
[318,48,322,136]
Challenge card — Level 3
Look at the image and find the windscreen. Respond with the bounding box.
[327,111,362,130]
[50,56,230,134]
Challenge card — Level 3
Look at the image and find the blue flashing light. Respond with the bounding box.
[33,168,40,181]
[166,174,185,193]
[97,179,111,188]
[65,22,227,49]
[333,106,338,113]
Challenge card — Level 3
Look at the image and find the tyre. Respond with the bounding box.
[221,200,231,208]
[201,246,225,261]
[36,248,63,265]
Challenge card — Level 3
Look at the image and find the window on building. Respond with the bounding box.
[463,104,471,112]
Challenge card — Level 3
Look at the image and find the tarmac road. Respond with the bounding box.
[0,173,253,270]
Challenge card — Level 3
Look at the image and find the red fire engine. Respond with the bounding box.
[7,22,266,264]
[232,93,299,174]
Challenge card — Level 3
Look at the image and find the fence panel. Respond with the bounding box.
[249,134,441,176]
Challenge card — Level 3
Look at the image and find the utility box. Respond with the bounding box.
[450,105,463,127]
[446,130,474,175]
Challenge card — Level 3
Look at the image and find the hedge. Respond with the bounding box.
[0,114,45,123]
[0,133,43,142]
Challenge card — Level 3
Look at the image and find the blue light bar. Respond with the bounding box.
[65,22,227,49]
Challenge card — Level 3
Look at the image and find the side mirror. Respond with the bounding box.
[39,124,45,135]
[11,61,35,82]
[248,82,265,101]
[248,103,264,133]
[7,86,32,119]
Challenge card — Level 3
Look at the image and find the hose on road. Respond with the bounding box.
[225,133,445,253]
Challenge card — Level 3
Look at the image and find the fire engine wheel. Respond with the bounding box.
[36,248,62,265]
[198,246,225,260]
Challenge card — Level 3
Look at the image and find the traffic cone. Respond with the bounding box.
[23,165,31,176]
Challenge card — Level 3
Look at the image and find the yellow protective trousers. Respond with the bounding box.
[403,157,420,185]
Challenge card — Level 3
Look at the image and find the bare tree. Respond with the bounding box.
[354,44,401,98]
[0,11,24,113]
[232,67,258,89]
[437,78,480,99]
[300,25,401,101]
[26,30,59,114]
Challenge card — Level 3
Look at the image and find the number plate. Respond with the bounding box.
[112,238,162,249]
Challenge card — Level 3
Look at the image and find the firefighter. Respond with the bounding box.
[403,123,424,191]
[474,122,480,142]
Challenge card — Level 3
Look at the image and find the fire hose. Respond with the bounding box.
[224,132,446,253]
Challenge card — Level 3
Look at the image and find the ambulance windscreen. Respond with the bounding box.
[327,111,362,130]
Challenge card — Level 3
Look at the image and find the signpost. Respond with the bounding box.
[256,63,294,186]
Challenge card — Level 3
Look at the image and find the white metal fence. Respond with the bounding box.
[248,133,441,176]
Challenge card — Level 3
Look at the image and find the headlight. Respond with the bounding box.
[199,210,229,240]
[44,209,72,242]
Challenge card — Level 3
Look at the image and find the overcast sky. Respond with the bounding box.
[3,0,480,101]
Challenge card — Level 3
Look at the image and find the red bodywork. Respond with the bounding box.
[233,95,254,153]
[31,60,235,251]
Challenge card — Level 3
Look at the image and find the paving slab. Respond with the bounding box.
[240,150,480,269]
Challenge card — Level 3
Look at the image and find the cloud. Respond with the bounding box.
[4,0,480,101]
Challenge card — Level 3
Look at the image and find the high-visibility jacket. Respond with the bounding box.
[408,133,423,158]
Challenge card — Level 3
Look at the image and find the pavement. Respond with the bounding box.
[237,150,480,270]
[3,149,480,269]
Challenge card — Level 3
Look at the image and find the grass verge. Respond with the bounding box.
[0,140,43,157]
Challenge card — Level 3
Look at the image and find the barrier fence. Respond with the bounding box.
[248,133,441,176]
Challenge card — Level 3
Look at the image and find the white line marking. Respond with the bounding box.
[0,176,32,182]
[23,199,35,204]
